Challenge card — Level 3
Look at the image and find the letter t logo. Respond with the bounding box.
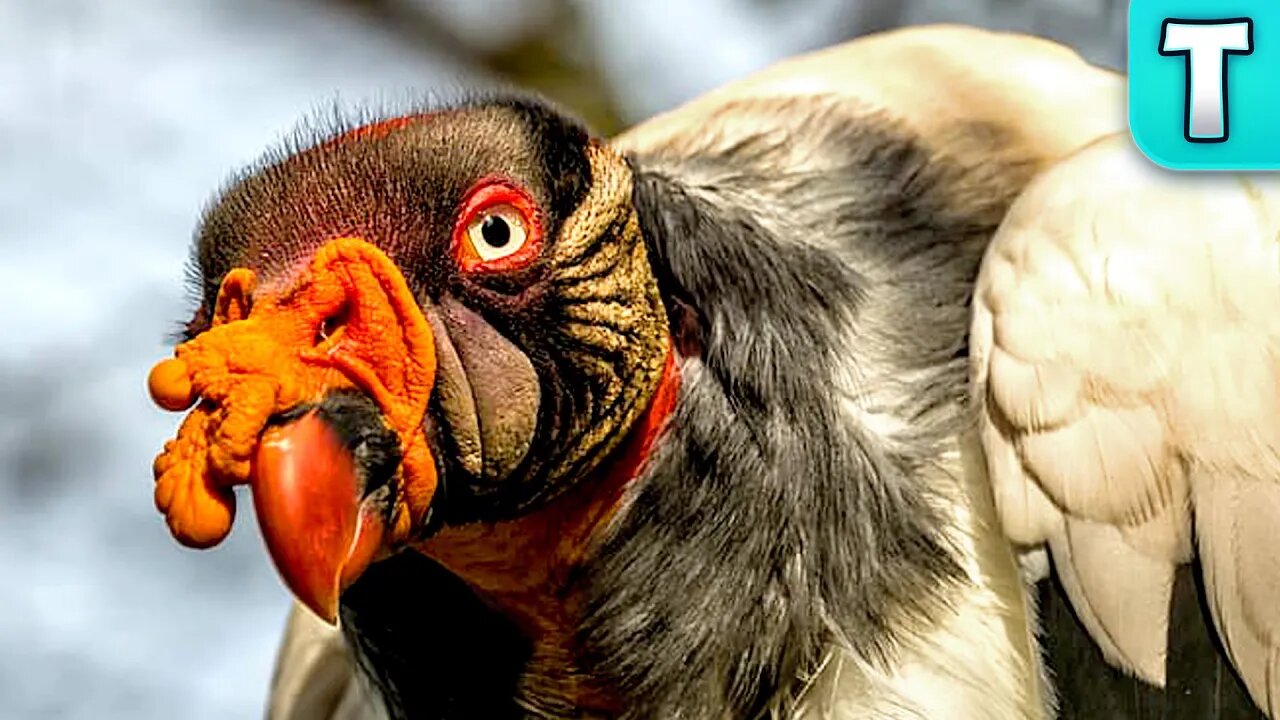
[1160,18,1254,142]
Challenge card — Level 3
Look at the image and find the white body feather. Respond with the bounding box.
[267,604,385,720]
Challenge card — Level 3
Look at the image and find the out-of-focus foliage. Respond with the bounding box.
[327,0,628,133]
[326,0,1126,135]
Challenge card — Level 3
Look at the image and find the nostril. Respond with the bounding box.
[315,303,351,345]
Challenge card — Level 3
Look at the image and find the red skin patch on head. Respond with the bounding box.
[320,113,434,150]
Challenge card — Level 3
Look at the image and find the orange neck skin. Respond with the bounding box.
[417,348,681,710]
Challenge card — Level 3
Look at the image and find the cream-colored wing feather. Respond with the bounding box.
[973,132,1280,715]
[265,602,385,720]
[616,24,1122,173]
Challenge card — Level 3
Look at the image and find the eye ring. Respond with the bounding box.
[452,180,543,274]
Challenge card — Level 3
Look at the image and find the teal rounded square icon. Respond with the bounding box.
[1129,0,1280,170]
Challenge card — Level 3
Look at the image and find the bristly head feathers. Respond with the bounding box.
[174,89,591,344]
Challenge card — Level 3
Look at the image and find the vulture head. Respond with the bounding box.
[149,97,676,624]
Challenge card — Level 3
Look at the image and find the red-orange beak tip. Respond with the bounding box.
[252,411,385,626]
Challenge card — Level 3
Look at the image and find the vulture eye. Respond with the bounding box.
[466,207,527,261]
[453,181,543,273]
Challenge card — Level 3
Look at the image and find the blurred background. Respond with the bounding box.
[0,1,1124,717]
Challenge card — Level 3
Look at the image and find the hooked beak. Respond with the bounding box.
[252,408,390,624]
[148,238,441,626]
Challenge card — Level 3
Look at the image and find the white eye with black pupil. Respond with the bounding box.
[466,205,528,262]
[481,216,510,247]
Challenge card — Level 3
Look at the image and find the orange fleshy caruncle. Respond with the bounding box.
[147,237,437,550]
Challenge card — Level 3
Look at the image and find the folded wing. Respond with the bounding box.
[973,132,1280,716]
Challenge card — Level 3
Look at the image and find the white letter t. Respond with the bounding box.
[1160,19,1253,142]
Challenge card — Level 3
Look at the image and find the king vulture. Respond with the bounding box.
[144,24,1280,720]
